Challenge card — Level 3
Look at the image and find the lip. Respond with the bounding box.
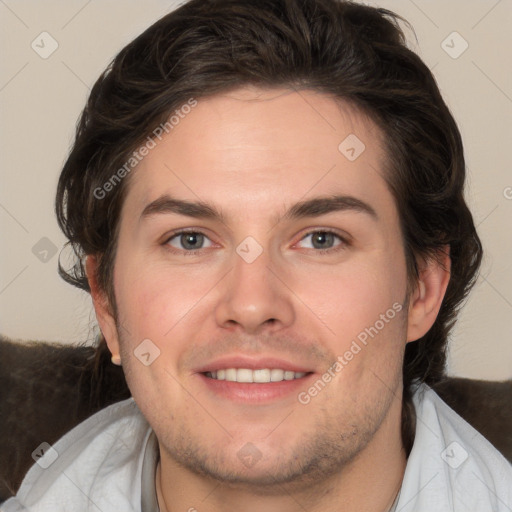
[194,356,314,374]
[196,371,316,403]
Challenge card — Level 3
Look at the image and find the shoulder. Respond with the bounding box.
[396,382,512,512]
[2,398,151,512]
[417,383,511,470]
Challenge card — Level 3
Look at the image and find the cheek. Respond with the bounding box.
[297,255,407,341]
[113,257,218,342]
[303,262,407,397]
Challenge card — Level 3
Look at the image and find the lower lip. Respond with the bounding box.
[196,372,315,403]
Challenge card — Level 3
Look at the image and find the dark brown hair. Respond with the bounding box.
[55,0,483,454]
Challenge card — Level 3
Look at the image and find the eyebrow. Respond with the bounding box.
[139,194,378,224]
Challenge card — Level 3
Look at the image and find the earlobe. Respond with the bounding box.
[85,255,121,358]
[406,247,451,342]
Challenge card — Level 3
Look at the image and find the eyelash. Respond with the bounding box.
[162,228,350,256]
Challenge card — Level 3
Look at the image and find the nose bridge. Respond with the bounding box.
[232,239,273,290]
[214,239,294,332]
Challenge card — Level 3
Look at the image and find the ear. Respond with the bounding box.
[406,246,451,343]
[85,255,121,361]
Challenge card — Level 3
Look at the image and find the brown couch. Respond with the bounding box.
[1,335,511,502]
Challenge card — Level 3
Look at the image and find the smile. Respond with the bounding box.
[204,368,309,383]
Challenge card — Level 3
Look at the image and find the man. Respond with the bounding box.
[3,0,511,511]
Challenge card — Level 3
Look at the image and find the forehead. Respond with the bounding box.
[121,86,394,224]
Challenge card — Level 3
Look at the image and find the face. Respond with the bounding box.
[92,87,419,490]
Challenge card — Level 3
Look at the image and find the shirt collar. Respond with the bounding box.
[141,430,160,512]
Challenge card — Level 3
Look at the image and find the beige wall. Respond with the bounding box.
[1,0,510,380]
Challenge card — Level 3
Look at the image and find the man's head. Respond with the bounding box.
[56,0,481,488]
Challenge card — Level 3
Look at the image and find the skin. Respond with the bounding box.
[87,86,450,512]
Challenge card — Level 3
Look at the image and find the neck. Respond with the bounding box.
[155,396,407,512]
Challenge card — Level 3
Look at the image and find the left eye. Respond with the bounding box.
[166,231,213,251]
[297,231,344,250]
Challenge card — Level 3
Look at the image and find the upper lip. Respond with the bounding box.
[194,356,315,374]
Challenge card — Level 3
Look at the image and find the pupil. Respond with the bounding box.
[182,233,202,250]
[313,232,333,249]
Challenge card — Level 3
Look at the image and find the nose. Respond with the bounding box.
[213,246,295,335]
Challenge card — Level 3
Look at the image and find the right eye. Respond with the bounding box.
[164,230,214,253]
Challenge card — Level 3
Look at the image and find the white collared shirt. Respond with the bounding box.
[2,383,511,512]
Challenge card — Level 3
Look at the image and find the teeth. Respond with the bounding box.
[206,368,307,383]
[237,368,253,383]
[270,369,284,381]
[254,369,271,383]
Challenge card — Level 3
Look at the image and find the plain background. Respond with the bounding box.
[0,0,511,380]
